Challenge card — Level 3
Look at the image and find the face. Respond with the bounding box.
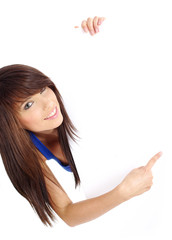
[17,87,63,134]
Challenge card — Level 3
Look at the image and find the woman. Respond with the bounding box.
[0,17,162,227]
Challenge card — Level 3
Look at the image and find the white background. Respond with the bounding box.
[0,0,172,239]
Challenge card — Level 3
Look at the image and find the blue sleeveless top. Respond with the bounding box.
[28,131,72,172]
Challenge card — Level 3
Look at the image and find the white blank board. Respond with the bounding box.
[0,0,171,239]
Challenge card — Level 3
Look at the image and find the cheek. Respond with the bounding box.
[19,112,42,128]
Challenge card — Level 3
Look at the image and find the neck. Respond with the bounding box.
[33,128,59,144]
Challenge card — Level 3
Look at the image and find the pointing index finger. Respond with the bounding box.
[145,151,163,170]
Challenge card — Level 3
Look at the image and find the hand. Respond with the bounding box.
[81,16,106,36]
[118,152,163,201]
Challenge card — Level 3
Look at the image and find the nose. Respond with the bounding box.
[42,100,54,115]
[38,93,54,119]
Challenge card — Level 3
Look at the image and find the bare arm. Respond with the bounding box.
[45,152,162,227]
[45,175,124,227]
[61,186,124,227]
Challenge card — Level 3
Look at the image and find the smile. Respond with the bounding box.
[44,106,58,120]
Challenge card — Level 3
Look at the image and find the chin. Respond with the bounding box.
[54,114,63,128]
[58,115,63,126]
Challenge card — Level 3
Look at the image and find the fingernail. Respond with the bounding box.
[96,28,99,33]
[91,30,94,35]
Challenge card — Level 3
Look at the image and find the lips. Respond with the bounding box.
[44,106,57,120]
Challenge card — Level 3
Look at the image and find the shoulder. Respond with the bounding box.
[41,159,73,215]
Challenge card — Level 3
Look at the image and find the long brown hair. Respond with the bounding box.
[0,64,81,226]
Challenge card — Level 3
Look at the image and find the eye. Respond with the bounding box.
[24,101,33,110]
[24,87,47,110]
